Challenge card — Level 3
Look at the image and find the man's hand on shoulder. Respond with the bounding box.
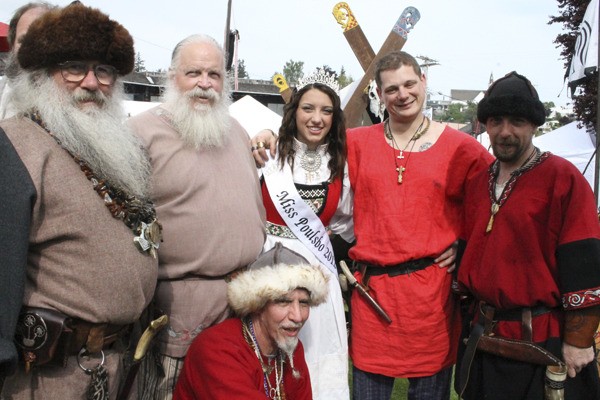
[250,129,277,167]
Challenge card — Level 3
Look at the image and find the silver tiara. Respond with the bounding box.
[296,67,340,95]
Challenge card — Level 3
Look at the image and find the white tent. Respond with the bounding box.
[229,95,282,138]
[124,100,157,117]
[533,121,596,189]
[123,95,282,138]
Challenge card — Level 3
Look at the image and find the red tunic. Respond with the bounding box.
[458,154,600,342]
[174,318,312,400]
[347,123,493,377]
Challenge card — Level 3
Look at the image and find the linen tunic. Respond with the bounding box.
[347,123,493,377]
[0,116,158,399]
[128,106,266,357]
[456,154,600,399]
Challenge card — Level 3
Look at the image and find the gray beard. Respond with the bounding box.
[11,71,152,199]
[162,80,232,149]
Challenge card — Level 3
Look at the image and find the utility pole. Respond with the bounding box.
[416,55,439,110]
[224,0,233,71]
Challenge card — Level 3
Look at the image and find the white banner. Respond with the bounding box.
[262,157,337,275]
[568,0,599,86]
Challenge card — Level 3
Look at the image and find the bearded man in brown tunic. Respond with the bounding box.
[0,3,159,399]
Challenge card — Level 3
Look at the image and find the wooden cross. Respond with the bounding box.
[333,3,421,128]
[396,166,406,184]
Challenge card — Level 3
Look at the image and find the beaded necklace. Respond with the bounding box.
[485,147,548,233]
[27,112,162,257]
[242,317,285,399]
[385,116,430,184]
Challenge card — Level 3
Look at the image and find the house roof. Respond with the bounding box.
[121,71,167,87]
[450,89,485,102]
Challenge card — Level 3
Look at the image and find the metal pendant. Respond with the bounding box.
[133,220,162,258]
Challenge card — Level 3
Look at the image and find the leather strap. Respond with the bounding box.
[522,308,533,342]
[355,257,435,286]
[458,322,484,397]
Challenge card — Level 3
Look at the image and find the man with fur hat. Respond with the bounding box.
[173,243,327,399]
[0,1,56,119]
[0,3,159,399]
[127,33,266,399]
[455,71,600,399]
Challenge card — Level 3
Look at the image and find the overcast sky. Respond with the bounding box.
[2,0,574,106]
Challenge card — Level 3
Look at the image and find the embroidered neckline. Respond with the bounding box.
[485,147,549,233]
[27,112,162,257]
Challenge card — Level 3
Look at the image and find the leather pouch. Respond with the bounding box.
[14,307,73,369]
[476,334,562,366]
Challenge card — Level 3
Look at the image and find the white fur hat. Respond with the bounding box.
[227,243,329,317]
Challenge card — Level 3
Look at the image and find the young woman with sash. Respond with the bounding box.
[258,68,353,400]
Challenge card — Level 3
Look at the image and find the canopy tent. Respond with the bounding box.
[123,95,282,138]
[229,95,282,138]
[533,121,596,190]
[123,100,157,117]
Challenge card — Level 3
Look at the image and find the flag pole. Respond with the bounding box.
[594,0,600,209]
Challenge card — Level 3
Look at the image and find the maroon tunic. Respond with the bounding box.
[174,318,312,399]
[456,153,600,399]
[458,154,600,342]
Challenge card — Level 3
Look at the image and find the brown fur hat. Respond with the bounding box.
[18,2,134,75]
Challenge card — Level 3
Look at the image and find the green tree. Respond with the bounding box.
[550,0,596,128]
[134,52,145,73]
[338,66,354,89]
[320,65,338,80]
[440,101,477,124]
[236,59,249,78]
[282,59,304,85]
[543,101,556,117]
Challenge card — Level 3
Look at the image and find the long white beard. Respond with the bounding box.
[11,72,151,199]
[162,80,232,149]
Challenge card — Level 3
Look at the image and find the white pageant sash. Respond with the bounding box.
[262,156,337,275]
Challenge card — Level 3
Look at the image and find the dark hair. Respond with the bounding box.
[8,2,55,49]
[277,83,347,182]
[375,51,422,88]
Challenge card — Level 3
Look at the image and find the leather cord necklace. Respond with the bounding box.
[485,146,548,233]
[385,116,430,184]
[242,317,285,399]
[27,112,162,257]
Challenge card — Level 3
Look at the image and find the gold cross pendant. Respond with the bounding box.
[396,166,405,184]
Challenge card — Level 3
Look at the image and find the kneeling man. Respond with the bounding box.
[174,243,328,399]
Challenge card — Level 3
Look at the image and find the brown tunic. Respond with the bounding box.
[0,116,158,399]
[127,106,265,357]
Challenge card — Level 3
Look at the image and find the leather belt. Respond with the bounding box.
[480,303,553,321]
[355,257,435,285]
[69,320,132,354]
[459,302,557,396]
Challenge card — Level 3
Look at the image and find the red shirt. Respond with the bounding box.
[347,123,493,376]
[174,318,312,399]
[458,154,600,342]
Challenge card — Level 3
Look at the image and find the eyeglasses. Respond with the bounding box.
[57,61,117,86]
